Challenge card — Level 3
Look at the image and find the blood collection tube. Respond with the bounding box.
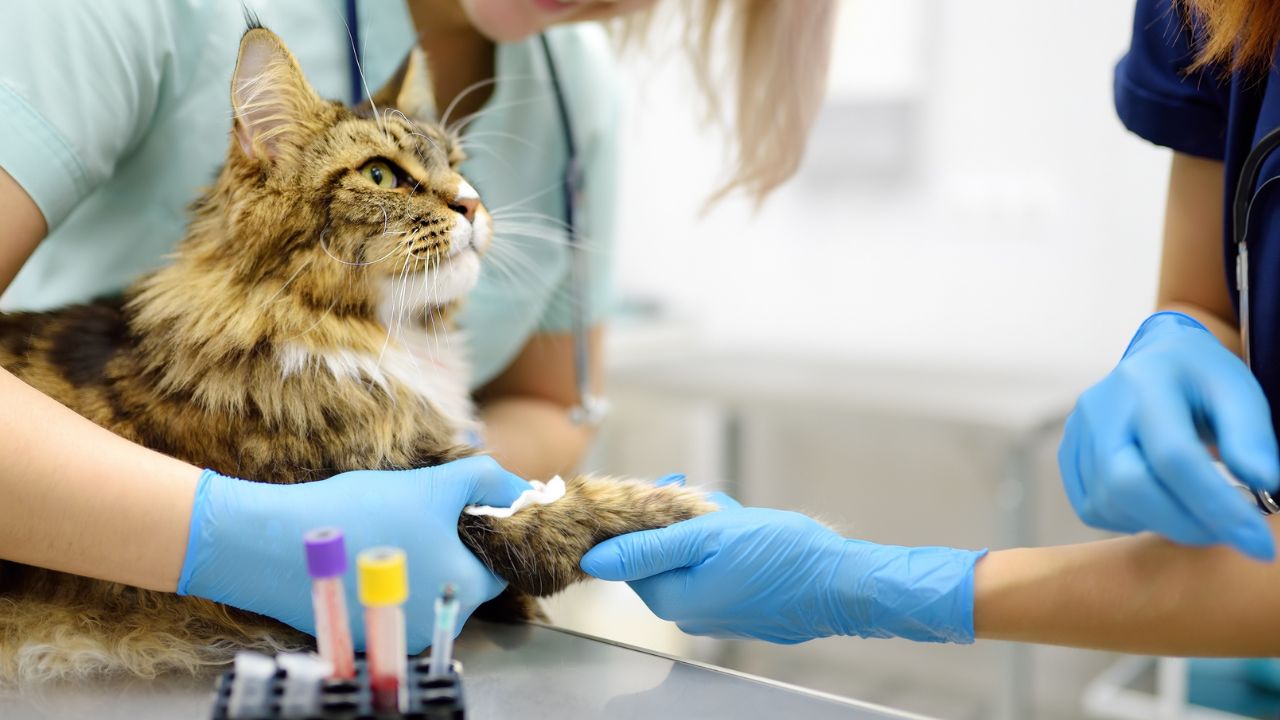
[357,547,409,715]
[304,527,356,680]
[428,584,459,677]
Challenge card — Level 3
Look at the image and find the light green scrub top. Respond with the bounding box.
[0,0,619,388]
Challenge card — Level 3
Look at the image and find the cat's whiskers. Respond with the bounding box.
[386,109,442,155]
[438,74,541,129]
[432,252,451,358]
[339,9,384,136]
[479,254,532,291]
[447,97,543,137]
[488,223,589,251]
[457,129,542,154]
[378,202,391,237]
[428,253,443,359]
[319,222,400,267]
[375,254,413,374]
[488,209,574,231]
[439,76,499,128]
[437,253,455,357]
[395,254,419,368]
[404,128,443,156]
[391,269,429,384]
[452,142,517,174]
[482,241,585,312]
[481,243,553,292]
[396,253,417,339]
[483,181,566,218]
[418,268,437,360]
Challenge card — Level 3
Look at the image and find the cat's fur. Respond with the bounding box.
[0,26,713,682]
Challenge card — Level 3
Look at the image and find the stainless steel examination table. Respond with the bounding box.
[3,621,934,719]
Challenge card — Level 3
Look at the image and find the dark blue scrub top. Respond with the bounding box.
[1117,0,1280,432]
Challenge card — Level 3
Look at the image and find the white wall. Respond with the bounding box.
[610,0,1170,379]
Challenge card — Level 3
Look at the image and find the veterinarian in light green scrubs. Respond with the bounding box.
[0,0,620,653]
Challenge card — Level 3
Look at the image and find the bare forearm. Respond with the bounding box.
[475,328,604,480]
[0,167,199,592]
[1157,154,1242,354]
[974,519,1280,655]
[0,368,200,591]
[0,167,45,291]
[478,397,592,480]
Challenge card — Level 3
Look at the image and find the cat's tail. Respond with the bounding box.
[458,475,717,598]
[0,579,306,684]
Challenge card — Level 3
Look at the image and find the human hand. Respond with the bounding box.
[1059,311,1279,560]
[178,456,531,652]
[581,506,984,644]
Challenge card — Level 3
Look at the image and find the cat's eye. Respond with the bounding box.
[359,160,399,189]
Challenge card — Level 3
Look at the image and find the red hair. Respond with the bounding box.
[1181,0,1280,70]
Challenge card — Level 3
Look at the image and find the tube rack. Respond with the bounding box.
[210,655,464,719]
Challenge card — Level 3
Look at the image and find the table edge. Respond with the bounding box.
[525,622,940,720]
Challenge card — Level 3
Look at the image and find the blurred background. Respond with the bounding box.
[544,1,1178,718]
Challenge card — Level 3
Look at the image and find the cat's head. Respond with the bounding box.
[195,25,489,324]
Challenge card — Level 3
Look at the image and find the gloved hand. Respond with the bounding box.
[1059,311,1279,560]
[580,503,985,645]
[178,456,530,652]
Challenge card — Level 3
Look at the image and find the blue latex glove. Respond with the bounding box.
[1059,311,1280,560]
[177,456,530,652]
[580,502,986,645]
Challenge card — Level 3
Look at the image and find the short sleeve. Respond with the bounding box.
[0,1,209,230]
[1114,0,1231,160]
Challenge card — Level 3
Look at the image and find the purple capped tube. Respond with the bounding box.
[304,527,355,679]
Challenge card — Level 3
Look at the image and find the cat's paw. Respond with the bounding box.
[458,475,716,597]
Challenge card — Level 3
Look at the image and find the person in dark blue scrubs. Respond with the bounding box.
[1058,0,1280,563]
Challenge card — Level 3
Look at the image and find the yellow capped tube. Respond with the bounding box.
[358,546,409,606]
[357,547,408,713]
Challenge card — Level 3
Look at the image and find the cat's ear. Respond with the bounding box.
[231,27,323,162]
[363,46,438,123]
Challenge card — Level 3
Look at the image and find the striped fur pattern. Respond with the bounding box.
[0,26,713,682]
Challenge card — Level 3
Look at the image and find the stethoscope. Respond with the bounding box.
[345,2,606,427]
[1228,126,1280,514]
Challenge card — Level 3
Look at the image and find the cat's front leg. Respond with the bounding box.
[456,476,716,598]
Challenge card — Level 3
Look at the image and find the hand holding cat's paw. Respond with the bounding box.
[179,457,533,653]
[580,507,984,645]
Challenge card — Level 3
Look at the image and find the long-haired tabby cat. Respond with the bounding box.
[0,24,713,682]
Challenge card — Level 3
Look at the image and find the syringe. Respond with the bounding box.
[303,527,355,680]
[428,584,459,677]
[357,547,409,715]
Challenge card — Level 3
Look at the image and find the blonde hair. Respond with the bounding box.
[621,1,838,204]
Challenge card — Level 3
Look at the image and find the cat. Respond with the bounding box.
[0,23,713,683]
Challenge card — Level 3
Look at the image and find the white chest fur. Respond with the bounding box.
[277,331,477,435]
[277,272,480,435]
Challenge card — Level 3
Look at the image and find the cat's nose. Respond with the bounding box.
[447,181,479,224]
